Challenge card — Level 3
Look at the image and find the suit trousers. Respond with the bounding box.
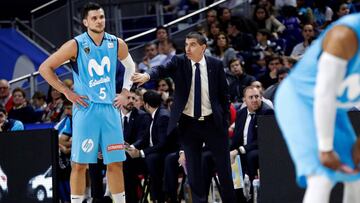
[179,115,236,203]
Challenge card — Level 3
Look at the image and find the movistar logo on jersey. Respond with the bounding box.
[336,74,360,107]
[88,56,111,88]
[88,56,110,77]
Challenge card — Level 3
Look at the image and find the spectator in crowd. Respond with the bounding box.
[207,21,221,49]
[43,86,64,123]
[138,43,167,73]
[312,0,333,30]
[157,78,175,103]
[227,19,256,53]
[252,29,283,62]
[332,2,350,21]
[263,67,290,103]
[138,43,167,90]
[258,55,284,89]
[278,5,303,54]
[203,9,218,35]
[8,87,37,124]
[296,0,314,24]
[228,58,256,103]
[32,91,47,122]
[230,86,274,201]
[252,5,286,37]
[0,105,23,132]
[218,7,232,31]
[161,39,178,64]
[132,31,236,203]
[211,32,238,70]
[0,79,13,112]
[156,26,170,54]
[32,91,47,112]
[291,23,315,59]
[126,90,170,202]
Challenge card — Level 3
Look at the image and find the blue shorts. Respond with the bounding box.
[71,102,126,164]
[275,78,360,187]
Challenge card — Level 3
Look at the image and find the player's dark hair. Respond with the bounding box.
[82,2,103,19]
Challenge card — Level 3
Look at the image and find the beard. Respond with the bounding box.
[89,27,105,34]
[124,104,134,112]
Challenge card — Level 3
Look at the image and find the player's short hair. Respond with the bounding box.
[82,2,103,19]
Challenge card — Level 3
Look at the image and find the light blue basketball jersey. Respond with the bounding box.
[289,13,360,107]
[72,32,118,104]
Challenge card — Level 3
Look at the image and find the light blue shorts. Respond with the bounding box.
[71,102,126,164]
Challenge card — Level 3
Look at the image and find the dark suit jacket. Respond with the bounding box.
[230,102,274,152]
[123,108,152,149]
[140,107,170,155]
[147,54,230,135]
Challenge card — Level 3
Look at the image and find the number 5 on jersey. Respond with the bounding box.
[99,87,106,100]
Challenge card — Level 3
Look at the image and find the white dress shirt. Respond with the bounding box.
[183,56,212,117]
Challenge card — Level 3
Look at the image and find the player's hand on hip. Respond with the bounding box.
[131,72,150,86]
[352,139,360,171]
[64,89,88,107]
[320,151,357,174]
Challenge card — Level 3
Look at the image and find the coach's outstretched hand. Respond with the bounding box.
[131,72,150,86]
[113,89,129,108]
[64,88,88,107]
[320,151,357,174]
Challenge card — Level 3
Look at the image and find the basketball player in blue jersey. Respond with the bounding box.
[39,2,135,203]
[275,13,360,202]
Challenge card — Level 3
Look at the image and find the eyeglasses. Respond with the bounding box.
[0,87,8,90]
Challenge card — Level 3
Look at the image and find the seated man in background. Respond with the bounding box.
[230,86,274,200]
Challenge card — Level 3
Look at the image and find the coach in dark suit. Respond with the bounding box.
[120,89,151,203]
[230,86,274,182]
[132,32,236,203]
[127,90,170,202]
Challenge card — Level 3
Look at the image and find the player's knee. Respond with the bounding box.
[107,162,123,172]
[71,163,87,173]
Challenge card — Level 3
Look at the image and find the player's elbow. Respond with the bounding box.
[38,62,52,77]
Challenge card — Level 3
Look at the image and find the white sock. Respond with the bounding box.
[343,179,360,203]
[70,194,84,203]
[303,175,333,203]
[112,192,126,203]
